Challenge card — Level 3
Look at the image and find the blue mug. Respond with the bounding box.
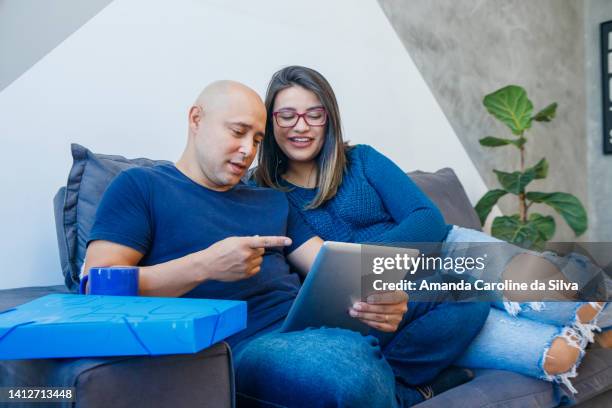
[79,266,139,296]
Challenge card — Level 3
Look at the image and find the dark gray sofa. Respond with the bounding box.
[1,285,609,408]
[1,144,610,407]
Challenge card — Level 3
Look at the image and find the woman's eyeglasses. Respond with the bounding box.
[272,108,327,128]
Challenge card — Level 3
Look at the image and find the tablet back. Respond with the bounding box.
[282,241,367,334]
[281,241,419,334]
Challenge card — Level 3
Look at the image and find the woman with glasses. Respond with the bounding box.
[253,65,610,400]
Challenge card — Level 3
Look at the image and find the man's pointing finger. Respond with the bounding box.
[248,236,292,248]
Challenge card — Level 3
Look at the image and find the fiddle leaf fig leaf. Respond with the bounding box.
[533,103,557,122]
[479,136,526,149]
[526,158,549,179]
[491,215,540,247]
[483,85,533,135]
[479,136,513,147]
[525,192,588,236]
[493,168,536,194]
[474,189,507,225]
[527,213,556,241]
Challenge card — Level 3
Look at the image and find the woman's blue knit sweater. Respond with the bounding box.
[284,144,451,244]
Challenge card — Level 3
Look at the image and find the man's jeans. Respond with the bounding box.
[443,226,611,393]
[233,294,490,407]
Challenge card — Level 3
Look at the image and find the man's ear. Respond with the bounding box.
[188,105,203,133]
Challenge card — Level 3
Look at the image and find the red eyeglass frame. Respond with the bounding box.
[272,108,327,128]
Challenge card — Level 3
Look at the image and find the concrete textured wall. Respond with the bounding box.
[378,0,589,241]
[585,0,612,242]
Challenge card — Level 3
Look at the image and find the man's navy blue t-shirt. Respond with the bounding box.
[88,164,314,346]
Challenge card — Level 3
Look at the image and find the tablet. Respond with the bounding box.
[281,241,419,334]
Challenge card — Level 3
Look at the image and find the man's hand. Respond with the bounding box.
[349,290,408,332]
[197,236,292,282]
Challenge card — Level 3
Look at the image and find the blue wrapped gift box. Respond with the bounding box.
[0,294,247,359]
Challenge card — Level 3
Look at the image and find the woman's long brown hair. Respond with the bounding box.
[254,66,348,209]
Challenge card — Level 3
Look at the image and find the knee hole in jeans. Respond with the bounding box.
[543,336,581,375]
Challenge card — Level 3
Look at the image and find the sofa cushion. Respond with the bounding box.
[408,168,482,231]
[56,144,171,291]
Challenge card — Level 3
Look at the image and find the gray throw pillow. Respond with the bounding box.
[408,168,482,231]
[56,144,171,291]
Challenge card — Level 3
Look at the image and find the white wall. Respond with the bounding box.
[0,0,113,91]
[0,0,488,289]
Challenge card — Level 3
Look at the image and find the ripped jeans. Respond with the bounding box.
[442,226,611,393]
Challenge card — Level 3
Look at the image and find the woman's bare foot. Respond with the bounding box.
[576,302,604,324]
[596,330,612,348]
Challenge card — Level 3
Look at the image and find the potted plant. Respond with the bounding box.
[475,85,587,249]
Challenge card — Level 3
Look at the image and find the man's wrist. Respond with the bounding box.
[189,250,210,283]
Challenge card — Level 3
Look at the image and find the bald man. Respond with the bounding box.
[85,80,319,326]
[84,81,412,407]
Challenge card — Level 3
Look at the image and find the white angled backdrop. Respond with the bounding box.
[0,0,488,289]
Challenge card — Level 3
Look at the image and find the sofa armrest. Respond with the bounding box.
[0,342,234,408]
